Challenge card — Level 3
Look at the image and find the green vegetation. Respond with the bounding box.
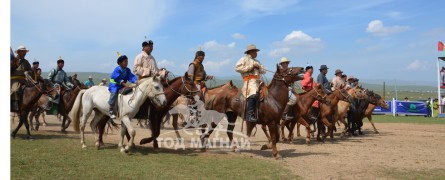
[383,168,445,180]
[11,131,299,180]
[369,115,445,124]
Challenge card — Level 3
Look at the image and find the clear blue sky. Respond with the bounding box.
[9,0,445,82]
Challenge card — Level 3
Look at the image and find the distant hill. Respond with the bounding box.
[45,72,438,95]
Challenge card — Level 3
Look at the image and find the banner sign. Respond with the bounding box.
[395,101,428,115]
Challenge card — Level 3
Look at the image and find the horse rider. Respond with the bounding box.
[279,57,297,120]
[99,78,108,86]
[70,73,82,87]
[317,64,331,94]
[331,69,346,91]
[187,48,214,93]
[108,55,137,119]
[346,75,355,89]
[11,45,32,112]
[235,44,266,123]
[47,57,74,102]
[84,76,95,88]
[301,65,315,92]
[30,60,40,82]
[133,40,166,82]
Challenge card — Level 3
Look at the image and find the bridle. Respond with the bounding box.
[25,75,57,96]
[165,76,200,98]
[272,67,299,86]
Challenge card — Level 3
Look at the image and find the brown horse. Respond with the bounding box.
[201,65,304,159]
[29,95,50,131]
[11,79,58,139]
[316,88,353,141]
[91,74,199,149]
[167,80,237,140]
[279,84,327,143]
[364,102,389,133]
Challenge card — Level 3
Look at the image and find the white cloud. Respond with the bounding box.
[269,30,323,57]
[406,60,427,70]
[366,20,410,36]
[387,11,403,19]
[231,33,246,39]
[203,59,231,72]
[197,41,236,51]
[158,59,176,68]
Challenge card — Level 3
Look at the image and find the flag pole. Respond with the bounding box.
[437,57,441,116]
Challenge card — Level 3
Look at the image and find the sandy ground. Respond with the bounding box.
[11,113,445,179]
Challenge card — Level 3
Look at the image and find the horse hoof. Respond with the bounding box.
[82,145,87,149]
[27,135,34,140]
[375,131,379,134]
[120,148,126,154]
[274,155,283,160]
[200,148,206,152]
[260,145,268,150]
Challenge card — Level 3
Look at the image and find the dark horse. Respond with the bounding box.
[91,74,200,149]
[29,84,87,132]
[347,87,381,136]
[200,65,303,159]
[316,88,353,141]
[279,84,327,143]
[11,79,58,139]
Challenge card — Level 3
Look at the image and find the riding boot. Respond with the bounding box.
[11,100,19,112]
[282,104,294,120]
[246,96,258,122]
[109,107,116,119]
[307,107,319,122]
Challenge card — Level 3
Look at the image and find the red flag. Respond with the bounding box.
[439,41,444,51]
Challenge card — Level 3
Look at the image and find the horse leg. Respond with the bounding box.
[287,119,298,143]
[267,121,280,159]
[261,124,271,142]
[80,107,93,148]
[279,120,287,141]
[42,111,47,126]
[225,112,238,152]
[11,114,24,139]
[296,122,301,137]
[62,114,72,132]
[120,116,135,153]
[90,112,105,150]
[297,117,311,144]
[358,119,364,135]
[22,111,33,140]
[34,110,41,131]
[171,114,182,140]
[28,109,35,131]
[367,115,379,134]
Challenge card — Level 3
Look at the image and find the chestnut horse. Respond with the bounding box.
[91,74,199,150]
[364,101,389,133]
[166,80,237,140]
[11,79,58,139]
[200,65,304,159]
[316,88,353,141]
[279,84,327,143]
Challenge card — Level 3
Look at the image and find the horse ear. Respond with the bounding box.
[276,64,280,72]
[184,72,189,80]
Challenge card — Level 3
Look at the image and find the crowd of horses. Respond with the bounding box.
[11,65,388,159]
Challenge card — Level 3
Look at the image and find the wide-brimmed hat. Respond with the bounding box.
[348,75,355,80]
[244,44,260,54]
[88,76,92,79]
[102,78,107,81]
[319,64,328,70]
[280,57,290,63]
[334,69,343,75]
[15,45,29,53]
[353,78,359,82]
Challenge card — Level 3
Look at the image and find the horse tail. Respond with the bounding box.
[70,89,86,132]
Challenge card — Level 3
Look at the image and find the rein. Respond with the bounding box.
[24,75,57,95]
[165,76,200,98]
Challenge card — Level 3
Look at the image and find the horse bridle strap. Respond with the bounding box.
[165,76,199,98]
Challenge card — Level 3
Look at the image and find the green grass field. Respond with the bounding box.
[11,131,299,180]
[369,114,445,124]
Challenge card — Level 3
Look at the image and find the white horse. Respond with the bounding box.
[70,76,167,153]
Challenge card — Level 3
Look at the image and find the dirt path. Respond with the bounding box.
[12,114,445,179]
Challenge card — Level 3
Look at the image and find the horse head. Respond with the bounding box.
[42,79,59,100]
[274,65,304,85]
[182,72,203,101]
[141,76,167,108]
[339,88,354,103]
[312,83,330,105]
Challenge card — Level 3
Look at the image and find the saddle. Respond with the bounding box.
[235,82,267,102]
[118,87,133,95]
